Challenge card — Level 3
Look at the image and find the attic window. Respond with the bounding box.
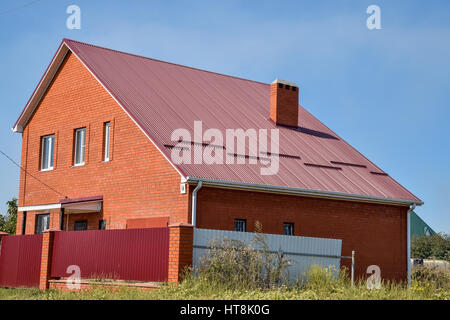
[292,87,297,92]
[285,85,291,90]
[278,83,283,89]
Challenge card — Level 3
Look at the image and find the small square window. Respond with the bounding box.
[41,135,55,171]
[283,223,294,236]
[234,219,246,232]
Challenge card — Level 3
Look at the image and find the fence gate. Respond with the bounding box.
[0,234,43,288]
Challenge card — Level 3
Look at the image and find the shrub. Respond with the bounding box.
[193,227,290,290]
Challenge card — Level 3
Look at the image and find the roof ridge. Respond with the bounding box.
[63,38,269,87]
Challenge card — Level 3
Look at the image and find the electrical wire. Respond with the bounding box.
[0,149,68,199]
[0,0,42,15]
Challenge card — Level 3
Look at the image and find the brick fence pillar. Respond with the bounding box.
[39,229,58,290]
[168,223,194,283]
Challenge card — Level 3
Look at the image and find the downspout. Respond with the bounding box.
[191,181,203,227]
[407,203,416,286]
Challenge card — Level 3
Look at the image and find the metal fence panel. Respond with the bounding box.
[0,234,43,288]
[193,228,342,282]
[51,228,169,282]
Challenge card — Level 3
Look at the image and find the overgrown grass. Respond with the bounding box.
[0,266,448,300]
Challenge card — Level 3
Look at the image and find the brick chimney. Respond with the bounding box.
[270,79,299,127]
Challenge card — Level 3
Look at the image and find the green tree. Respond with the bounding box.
[0,198,17,235]
[411,233,450,261]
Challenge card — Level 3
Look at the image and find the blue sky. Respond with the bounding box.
[0,0,449,232]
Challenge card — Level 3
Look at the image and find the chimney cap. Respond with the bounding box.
[272,78,298,88]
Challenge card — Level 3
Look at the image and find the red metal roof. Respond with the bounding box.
[15,39,422,205]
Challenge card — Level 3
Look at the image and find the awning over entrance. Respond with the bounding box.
[60,196,103,214]
[18,196,103,214]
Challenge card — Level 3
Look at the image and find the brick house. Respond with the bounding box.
[12,39,422,281]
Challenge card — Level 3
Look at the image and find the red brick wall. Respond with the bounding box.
[195,187,408,282]
[16,52,189,234]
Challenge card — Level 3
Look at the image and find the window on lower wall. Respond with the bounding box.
[74,220,88,231]
[35,214,50,234]
[99,220,106,230]
[283,222,294,236]
[234,219,246,232]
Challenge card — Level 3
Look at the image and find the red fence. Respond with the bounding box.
[51,228,169,282]
[0,234,43,288]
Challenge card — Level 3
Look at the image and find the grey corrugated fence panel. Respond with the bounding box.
[193,228,342,282]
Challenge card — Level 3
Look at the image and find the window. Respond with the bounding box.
[40,135,54,171]
[99,220,106,230]
[283,223,294,236]
[103,122,111,162]
[74,128,86,166]
[35,214,50,234]
[74,220,88,231]
[234,219,246,232]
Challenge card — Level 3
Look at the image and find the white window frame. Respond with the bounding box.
[40,134,54,171]
[74,128,86,166]
[104,122,111,162]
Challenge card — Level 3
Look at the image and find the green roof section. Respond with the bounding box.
[411,211,436,238]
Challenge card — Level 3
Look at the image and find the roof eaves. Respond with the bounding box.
[186,176,424,207]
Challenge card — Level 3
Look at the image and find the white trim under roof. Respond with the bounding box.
[186,176,424,207]
[19,200,102,213]
[19,203,62,212]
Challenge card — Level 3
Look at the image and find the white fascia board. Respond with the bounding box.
[18,203,62,212]
[186,176,424,207]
